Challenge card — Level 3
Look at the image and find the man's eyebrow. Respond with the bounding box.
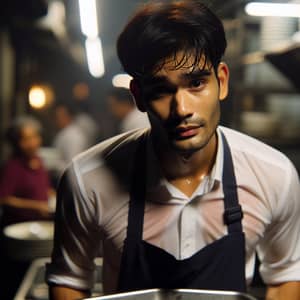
[141,76,178,92]
[180,69,212,80]
[141,76,170,86]
[141,69,212,87]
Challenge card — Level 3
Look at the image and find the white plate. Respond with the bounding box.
[4,221,54,240]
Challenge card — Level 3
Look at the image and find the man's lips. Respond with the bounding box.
[173,125,203,138]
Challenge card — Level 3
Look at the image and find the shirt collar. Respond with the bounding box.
[213,127,224,183]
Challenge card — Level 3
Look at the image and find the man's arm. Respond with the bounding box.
[49,285,90,300]
[266,281,300,300]
[258,161,300,300]
[0,196,50,217]
[46,169,102,297]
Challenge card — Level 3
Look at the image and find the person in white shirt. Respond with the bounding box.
[53,104,90,171]
[107,87,150,133]
[47,1,300,300]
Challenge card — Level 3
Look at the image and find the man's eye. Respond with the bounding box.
[145,90,168,101]
[190,79,203,88]
[146,86,175,99]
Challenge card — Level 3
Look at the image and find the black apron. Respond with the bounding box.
[118,132,246,293]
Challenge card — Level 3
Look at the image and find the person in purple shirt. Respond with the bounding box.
[0,116,53,226]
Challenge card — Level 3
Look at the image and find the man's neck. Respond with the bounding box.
[153,132,218,183]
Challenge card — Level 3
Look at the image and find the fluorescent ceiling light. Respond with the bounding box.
[245,2,300,17]
[79,0,98,38]
[112,74,132,89]
[85,37,105,78]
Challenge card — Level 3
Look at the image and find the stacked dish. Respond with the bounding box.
[3,221,54,261]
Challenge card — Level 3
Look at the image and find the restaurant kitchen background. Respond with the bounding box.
[0,1,300,300]
[1,0,300,174]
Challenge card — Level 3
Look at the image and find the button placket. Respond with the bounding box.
[180,202,197,259]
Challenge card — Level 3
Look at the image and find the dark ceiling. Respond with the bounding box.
[1,0,295,108]
[2,0,248,80]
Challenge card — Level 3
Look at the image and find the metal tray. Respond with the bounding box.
[84,288,258,300]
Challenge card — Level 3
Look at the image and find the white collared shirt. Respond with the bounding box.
[46,126,300,294]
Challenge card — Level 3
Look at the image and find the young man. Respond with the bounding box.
[46,1,300,299]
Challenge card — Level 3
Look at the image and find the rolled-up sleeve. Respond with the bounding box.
[257,160,300,284]
[46,163,102,290]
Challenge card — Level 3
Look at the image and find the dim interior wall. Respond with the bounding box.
[0,30,15,163]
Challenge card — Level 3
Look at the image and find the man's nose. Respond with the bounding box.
[171,89,193,118]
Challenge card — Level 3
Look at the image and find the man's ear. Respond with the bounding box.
[130,79,147,112]
[217,62,230,101]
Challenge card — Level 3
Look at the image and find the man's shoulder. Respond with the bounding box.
[220,126,291,170]
[71,128,148,175]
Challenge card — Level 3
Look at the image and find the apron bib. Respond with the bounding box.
[118,132,246,293]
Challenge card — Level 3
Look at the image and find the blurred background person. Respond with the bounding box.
[74,104,100,147]
[53,103,92,171]
[0,116,53,228]
[107,87,150,133]
[0,116,55,300]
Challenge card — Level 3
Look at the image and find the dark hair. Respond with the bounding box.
[5,116,41,153]
[117,0,227,79]
[54,102,78,116]
[108,87,134,105]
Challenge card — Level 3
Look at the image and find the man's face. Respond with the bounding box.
[55,106,71,129]
[18,125,42,158]
[138,53,229,154]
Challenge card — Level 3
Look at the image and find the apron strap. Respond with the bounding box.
[117,135,148,291]
[221,131,243,233]
[126,135,147,243]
